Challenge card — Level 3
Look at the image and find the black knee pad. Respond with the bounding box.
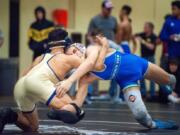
[47,103,85,124]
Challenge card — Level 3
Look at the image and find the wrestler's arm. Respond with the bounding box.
[66,36,109,83]
[56,36,109,97]
[21,55,44,76]
[74,74,100,107]
[64,46,99,83]
[55,47,99,97]
[94,36,109,70]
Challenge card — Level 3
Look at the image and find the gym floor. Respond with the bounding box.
[0,97,180,135]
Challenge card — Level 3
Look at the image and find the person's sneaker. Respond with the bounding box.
[112,98,125,104]
[98,94,111,100]
[154,119,179,130]
[84,98,92,105]
[168,95,180,104]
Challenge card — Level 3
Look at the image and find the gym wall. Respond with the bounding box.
[0,0,174,91]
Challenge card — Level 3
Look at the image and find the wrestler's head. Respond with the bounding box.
[65,43,86,58]
[48,28,70,53]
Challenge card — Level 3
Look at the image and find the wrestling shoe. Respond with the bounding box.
[154,119,179,130]
[47,103,85,124]
[0,108,13,133]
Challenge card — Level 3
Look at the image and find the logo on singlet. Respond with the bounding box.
[129,95,136,102]
[111,54,120,79]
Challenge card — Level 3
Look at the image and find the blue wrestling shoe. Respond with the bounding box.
[154,119,179,130]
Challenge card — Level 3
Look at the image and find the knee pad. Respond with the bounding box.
[169,74,176,89]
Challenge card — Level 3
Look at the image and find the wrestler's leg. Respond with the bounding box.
[49,94,76,112]
[16,109,39,132]
[123,86,178,129]
[3,77,39,132]
[145,63,176,87]
[0,107,39,133]
[47,93,85,124]
[123,87,155,128]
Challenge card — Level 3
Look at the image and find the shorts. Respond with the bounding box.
[14,67,58,113]
[115,53,149,91]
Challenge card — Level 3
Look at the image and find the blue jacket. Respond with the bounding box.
[160,16,180,58]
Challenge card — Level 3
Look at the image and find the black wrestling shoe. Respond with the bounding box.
[0,108,18,133]
[0,108,11,133]
[70,103,85,121]
[47,103,85,124]
[0,118,6,133]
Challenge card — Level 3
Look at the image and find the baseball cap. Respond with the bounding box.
[102,0,114,9]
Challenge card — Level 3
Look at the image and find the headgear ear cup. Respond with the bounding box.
[65,37,73,46]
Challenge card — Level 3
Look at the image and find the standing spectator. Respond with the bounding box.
[87,0,118,101]
[135,22,157,100]
[159,1,180,99]
[157,14,171,70]
[116,5,137,54]
[0,29,4,48]
[28,6,54,60]
[160,1,180,61]
[88,0,117,40]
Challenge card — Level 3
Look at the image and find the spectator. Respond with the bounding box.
[135,22,157,100]
[159,1,180,102]
[87,0,119,101]
[168,59,180,97]
[116,5,137,54]
[28,6,54,60]
[159,59,180,104]
[88,0,117,40]
[0,29,4,48]
[159,0,180,61]
[157,14,171,70]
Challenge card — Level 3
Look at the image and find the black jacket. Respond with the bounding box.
[28,19,54,59]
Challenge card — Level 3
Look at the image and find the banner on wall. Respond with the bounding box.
[52,9,68,28]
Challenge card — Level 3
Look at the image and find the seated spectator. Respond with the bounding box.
[168,59,180,97]
[159,59,180,103]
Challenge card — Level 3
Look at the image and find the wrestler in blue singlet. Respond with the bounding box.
[91,49,148,91]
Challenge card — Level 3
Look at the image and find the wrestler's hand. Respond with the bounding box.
[56,80,73,97]
[96,35,109,48]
